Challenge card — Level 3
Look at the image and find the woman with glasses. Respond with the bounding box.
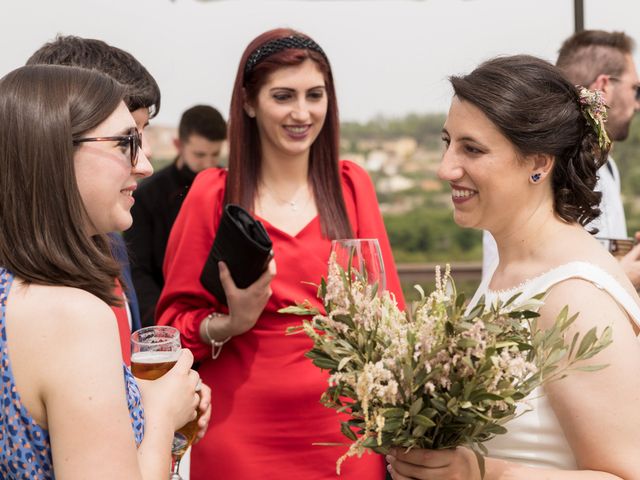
[157,28,405,479]
[0,64,206,479]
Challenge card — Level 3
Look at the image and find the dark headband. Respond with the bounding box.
[244,35,328,77]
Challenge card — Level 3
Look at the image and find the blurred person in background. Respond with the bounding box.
[125,105,227,327]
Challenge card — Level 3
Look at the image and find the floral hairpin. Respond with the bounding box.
[577,86,611,152]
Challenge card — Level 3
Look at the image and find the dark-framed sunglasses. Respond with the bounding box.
[73,127,142,167]
[608,75,640,102]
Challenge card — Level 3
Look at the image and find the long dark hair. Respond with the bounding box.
[226,28,352,239]
[450,55,608,227]
[0,64,125,305]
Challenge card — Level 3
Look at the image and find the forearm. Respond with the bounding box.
[486,458,624,480]
[136,411,176,480]
[198,312,234,344]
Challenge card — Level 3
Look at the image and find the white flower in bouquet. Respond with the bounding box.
[282,257,612,475]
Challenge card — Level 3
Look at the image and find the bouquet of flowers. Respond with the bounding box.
[282,258,612,474]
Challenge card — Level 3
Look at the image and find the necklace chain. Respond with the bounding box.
[261,182,310,212]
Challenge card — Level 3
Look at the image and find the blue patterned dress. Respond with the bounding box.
[0,268,145,479]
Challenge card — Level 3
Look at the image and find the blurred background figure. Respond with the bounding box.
[125,105,227,327]
[27,35,162,353]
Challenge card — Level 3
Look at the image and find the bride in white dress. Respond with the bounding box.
[386,55,640,479]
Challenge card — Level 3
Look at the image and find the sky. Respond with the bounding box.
[2,0,639,127]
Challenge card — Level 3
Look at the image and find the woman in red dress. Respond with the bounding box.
[157,28,405,479]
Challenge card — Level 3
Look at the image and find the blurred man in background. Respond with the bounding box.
[125,105,227,326]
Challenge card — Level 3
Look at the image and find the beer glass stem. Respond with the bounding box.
[170,456,183,480]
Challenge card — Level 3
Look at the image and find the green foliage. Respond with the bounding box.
[341,113,447,148]
[384,206,482,262]
[595,120,640,231]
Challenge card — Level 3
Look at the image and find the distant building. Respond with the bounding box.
[382,137,417,159]
[377,174,414,194]
[366,150,387,172]
[145,125,178,162]
[419,179,443,192]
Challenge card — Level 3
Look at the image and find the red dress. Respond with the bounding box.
[157,161,405,480]
[113,281,131,365]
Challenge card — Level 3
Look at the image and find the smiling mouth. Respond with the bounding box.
[452,188,477,199]
[284,125,310,134]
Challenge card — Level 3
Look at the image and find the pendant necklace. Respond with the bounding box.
[261,182,309,212]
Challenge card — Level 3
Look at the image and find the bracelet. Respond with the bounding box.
[203,312,231,360]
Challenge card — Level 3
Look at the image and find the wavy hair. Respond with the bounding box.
[450,55,608,228]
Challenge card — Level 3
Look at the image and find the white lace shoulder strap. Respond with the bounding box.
[524,261,640,328]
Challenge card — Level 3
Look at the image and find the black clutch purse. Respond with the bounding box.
[200,204,273,305]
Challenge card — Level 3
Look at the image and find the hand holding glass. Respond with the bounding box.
[131,326,200,480]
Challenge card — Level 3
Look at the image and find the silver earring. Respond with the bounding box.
[531,173,541,182]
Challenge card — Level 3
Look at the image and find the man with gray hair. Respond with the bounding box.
[483,29,640,285]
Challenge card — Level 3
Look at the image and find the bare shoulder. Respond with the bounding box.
[539,275,639,336]
[8,282,121,372]
[10,284,145,477]
[6,282,124,429]
[12,282,116,331]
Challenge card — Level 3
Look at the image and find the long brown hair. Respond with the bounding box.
[0,65,125,305]
[226,28,352,239]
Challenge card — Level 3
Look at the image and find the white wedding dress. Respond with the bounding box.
[467,261,640,469]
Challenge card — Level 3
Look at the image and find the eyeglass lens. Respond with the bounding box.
[130,129,141,167]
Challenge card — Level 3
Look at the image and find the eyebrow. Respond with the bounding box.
[441,128,487,147]
[269,85,326,92]
[459,135,482,143]
[114,126,136,136]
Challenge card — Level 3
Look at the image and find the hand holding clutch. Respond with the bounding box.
[200,204,273,305]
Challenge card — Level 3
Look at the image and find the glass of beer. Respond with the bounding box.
[131,326,200,480]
